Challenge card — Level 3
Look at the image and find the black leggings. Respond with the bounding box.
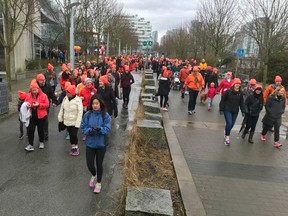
[86,146,106,182]
[27,116,46,145]
[160,95,168,108]
[66,126,78,144]
[188,90,199,111]
[245,115,259,132]
[262,120,281,142]
[122,86,131,104]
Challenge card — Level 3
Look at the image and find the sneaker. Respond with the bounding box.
[18,134,24,140]
[162,107,168,111]
[39,142,44,149]
[69,148,74,155]
[192,110,196,114]
[25,144,34,151]
[82,136,86,141]
[225,139,230,146]
[260,135,266,141]
[188,111,192,115]
[274,141,282,147]
[72,148,80,156]
[89,176,96,187]
[94,183,101,193]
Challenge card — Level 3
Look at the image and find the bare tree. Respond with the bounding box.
[241,0,288,87]
[197,0,240,59]
[0,0,40,91]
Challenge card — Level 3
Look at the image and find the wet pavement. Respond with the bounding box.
[0,72,142,216]
[164,88,288,216]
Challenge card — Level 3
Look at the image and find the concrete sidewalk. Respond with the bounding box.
[163,89,288,216]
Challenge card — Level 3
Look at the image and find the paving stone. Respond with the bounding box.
[137,119,163,148]
[143,78,155,86]
[144,85,156,94]
[125,186,173,216]
[145,74,153,80]
[141,93,154,100]
[143,101,160,114]
[144,112,163,125]
[141,98,155,103]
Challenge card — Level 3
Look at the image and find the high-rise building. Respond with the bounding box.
[151,31,158,47]
[125,15,152,52]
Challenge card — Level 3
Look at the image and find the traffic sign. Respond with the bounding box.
[148,41,153,46]
[236,49,245,58]
[143,41,147,46]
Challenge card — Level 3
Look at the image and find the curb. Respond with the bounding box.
[162,113,206,216]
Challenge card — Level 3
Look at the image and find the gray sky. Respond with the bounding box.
[121,0,199,42]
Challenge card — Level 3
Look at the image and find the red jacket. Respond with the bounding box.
[179,68,190,82]
[25,90,49,119]
[207,87,217,98]
[217,78,233,96]
[80,86,97,107]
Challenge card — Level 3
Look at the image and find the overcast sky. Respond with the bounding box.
[120,0,199,42]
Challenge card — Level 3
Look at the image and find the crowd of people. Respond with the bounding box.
[17,55,287,193]
[17,55,142,193]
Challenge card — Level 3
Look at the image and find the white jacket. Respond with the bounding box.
[19,102,31,127]
[58,96,83,128]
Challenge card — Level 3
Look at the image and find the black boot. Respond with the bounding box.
[248,131,254,144]
[241,129,248,139]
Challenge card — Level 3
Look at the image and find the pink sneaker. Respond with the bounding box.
[274,142,282,147]
[260,135,266,141]
[89,176,96,187]
[94,183,101,193]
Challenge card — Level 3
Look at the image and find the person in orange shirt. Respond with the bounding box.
[263,75,286,105]
[179,65,190,98]
[183,66,204,114]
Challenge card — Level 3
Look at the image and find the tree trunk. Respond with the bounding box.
[5,46,12,101]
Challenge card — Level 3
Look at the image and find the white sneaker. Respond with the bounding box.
[39,142,44,149]
[162,107,168,111]
[25,144,34,152]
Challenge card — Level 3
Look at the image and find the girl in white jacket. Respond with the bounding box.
[58,85,83,156]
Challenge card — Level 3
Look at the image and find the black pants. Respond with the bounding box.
[27,116,46,146]
[19,118,24,135]
[160,95,168,108]
[262,120,280,142]
[122,86,131,104]
[245,115,259,132]
[66,126,78,144]
[44,108,50,138]
[86,146,106,183]
[188,90,199,111]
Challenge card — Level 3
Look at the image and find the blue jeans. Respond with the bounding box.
[224,111,238,136]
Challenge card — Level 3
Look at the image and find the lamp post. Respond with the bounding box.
[67,1,81,71]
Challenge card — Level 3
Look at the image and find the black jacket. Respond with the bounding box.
[262,95,285,126]
[38,81,58,105]
[158,77,171,96]
[222,89,245,113]
[245,92,263,117]
[96,85,118,117]
[120,72,134,88]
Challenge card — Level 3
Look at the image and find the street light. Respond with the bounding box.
[67,1,81,71]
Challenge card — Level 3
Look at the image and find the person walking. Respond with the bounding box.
[222,78,245,146]
[24,80,49,151]
[217,71,234,114]
[58,85,83,155]
[263,75,286,105]
[179,65,190,98]
[183,66,204,115]
[261,86,286,147]
[81,95,111,193]
[120,65,134,109]
[207,82,217,111]
[241,85,263,143]
[158,71,171,111]
[17,91,27,139]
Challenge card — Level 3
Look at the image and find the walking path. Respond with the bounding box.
[163,87,288,216]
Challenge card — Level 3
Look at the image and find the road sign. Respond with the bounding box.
[237,49,245,58]
[143,41,147,46]
[148,41,153,46]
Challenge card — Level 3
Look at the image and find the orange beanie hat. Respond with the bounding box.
[18,91,27,100]
[249,79,256,85]
[163,71,169,77]
[99,75,109,85]
[36,74,45,81]
[47,63,54,70]
[67,85,76,96]
[30,79,39,89]
[124,65,129,71]
[65,82,71,90]
[193,66,199,72]
[233,78,241,85]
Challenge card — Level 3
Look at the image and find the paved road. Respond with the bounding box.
[0,73,142,216]
[165,88,288,216]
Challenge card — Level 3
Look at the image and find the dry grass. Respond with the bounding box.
[117,104,186,216]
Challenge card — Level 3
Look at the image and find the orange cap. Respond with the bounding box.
[18,91,27,100]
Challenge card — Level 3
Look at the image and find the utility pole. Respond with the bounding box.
[118,40,121,56]
[106,32,110,56]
